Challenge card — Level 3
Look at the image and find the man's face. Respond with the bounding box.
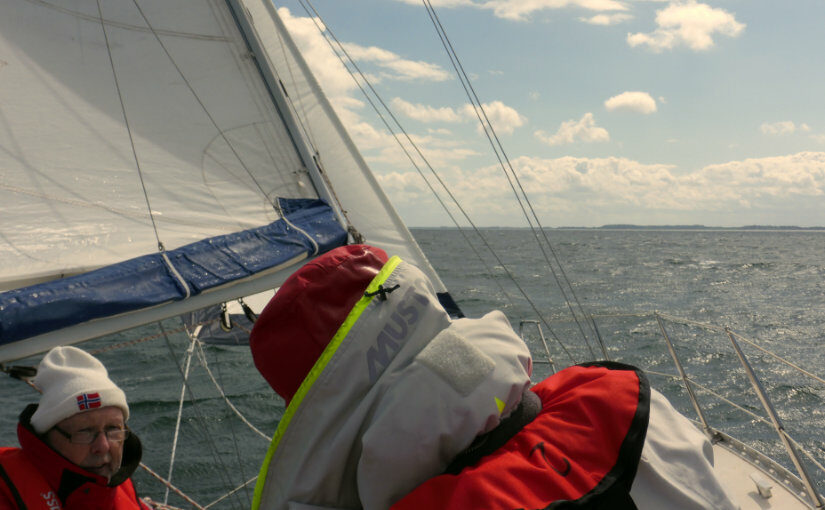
[46,406,125,481]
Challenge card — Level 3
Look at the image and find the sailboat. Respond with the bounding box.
[0,0,821,508]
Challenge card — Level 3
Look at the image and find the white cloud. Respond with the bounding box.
[761,121,811,136]
[277,8,354,102]
[580,13,633,25]
[604,91,657,114]
[811,134,825,144]
[486,0,628,21]
[341,43,451,82]
[534,113,610,146]
[378,152,825,226]
[462,101,527,135]
[391,98,464,123]
[367,131,481,171]
[684,152,825,209]
[280,7,466,172]
[395,0,628,22]
[394,0,477,7]
[627,0,745,52]
[279,7,449,97]
[390,98,527,135]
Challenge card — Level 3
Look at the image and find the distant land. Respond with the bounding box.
[584,225,824,231]
[412,225,825,231]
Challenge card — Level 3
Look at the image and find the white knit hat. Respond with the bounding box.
[30,346,129,434]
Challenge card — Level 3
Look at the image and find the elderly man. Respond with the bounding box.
[0,346,150,509]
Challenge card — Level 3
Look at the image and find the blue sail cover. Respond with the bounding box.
[0,199,347,346]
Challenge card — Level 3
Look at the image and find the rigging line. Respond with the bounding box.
[160,323,243,510]
[264,1,360,236]
[192,340,271,441]
[294,1,500,274]
[138,462,205,509]
[270,8,320,158]
[203,477,258,510]
[95,0,162,250]
[300,0,575,361]
[203,343,252,509]
[421,0,595,350]
[127,0,276,211]
[165,332,197,505]
[276,200,319,255]
[422,0,598,355]
[415,1,584,358]
[293,3,458,214]
[297,0,566,348]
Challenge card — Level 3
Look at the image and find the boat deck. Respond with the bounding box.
[712,435,821,509]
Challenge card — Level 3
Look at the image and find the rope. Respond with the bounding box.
[420,0,598,357]
[165,334,197,504]
[161,252,192,299]
[193,341,271,441]
[160,323,242,508]
[95,0,162,249]
[138,462,204,509]
[276,201,319,255]
[298,0,577,363]
[203,477,258,509]
[88,320,216,356]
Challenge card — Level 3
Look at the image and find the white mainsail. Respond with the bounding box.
[0,0,444,361]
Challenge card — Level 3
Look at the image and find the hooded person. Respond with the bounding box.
[249,244,739,509]
[0,346,150,510]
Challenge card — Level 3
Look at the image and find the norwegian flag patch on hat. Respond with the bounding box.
[76,392,102,411]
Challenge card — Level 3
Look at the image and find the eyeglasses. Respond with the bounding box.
[52,426,130,445]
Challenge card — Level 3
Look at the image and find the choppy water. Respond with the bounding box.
[2,229,824,508]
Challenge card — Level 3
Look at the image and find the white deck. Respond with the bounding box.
[712,438,820,509]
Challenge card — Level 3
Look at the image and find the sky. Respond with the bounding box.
[275,0,825,227]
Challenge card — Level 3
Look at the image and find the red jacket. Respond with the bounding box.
[0,405,149,510]
[392,362,650,509]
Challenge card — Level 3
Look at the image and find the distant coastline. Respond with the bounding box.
[411,225,825,231]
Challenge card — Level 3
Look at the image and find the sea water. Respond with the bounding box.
[1,229,823,508]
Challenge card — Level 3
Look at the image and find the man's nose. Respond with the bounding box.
[89,432,111,454]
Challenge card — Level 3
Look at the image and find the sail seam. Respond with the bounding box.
[128,0,278,212]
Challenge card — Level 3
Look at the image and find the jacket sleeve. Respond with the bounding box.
[0,464,20,510]
[0,490,18,510]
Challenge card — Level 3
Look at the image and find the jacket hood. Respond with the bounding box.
[250,244,389,404]
[252,254,532,510]
[17,403,143,498]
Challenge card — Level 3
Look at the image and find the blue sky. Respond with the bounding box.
[276,0,825,227]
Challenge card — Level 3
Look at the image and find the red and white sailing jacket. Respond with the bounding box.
[250,247,738,509]
[0,405,149,510]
